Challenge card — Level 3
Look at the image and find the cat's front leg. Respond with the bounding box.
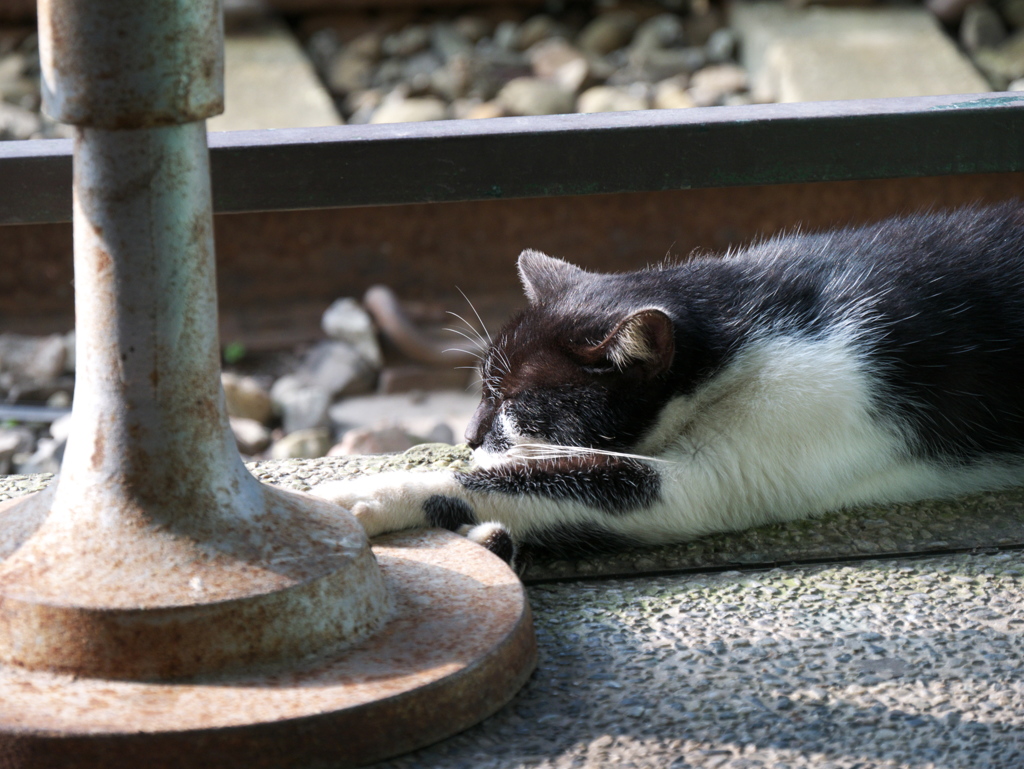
[310,470,463,537]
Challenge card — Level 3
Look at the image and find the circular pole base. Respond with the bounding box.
[0,530,536,769]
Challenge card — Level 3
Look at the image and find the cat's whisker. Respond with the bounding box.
[443,326,489,354]
[442,346,483,361]
[506,443,669,463]
[457,287,492,345]
[445,311,489,350]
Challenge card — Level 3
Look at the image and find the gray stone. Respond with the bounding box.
[230,416,271,456]
[430,56,473,101]
[293,340,376,399]
[370,95,449,124]
[330,425,416,456]
[321,298,382,368]
[0,77,38,111]
[631,13,686,53]
[48,413,73,445]
[732,1,989,102]
[207,21,342,131]
[0,429,29,475]
[454,15,492,44]
[0,51,37,109]
[0,100,40,139]
[345,31,384,62]
[653,75,696,109]
[528,38,594,92]
[552,58,590,93]
[705,27,738,63]
[464,46,531,100]
[423,422,456,445]
[0,333,66,390]
[270,428,331,460]
[326,51,375,94]
[342,89,382,124]
[383,25,430,58]
[15,437,63,475]
[46,391,71,409]
[529,37,585,79]
[371,58,405,90]
[460,99,505,119]
[0,52,29,82]
[402,51,444,94]
[270,376,331,434]
[497,77,575,116]
[431,22,473,63]
[723,92,754,107]
[516,15,566,51]
[0,427,34,456]
[222,372,274,424]
[974,31,1024,88]
[577,84,649,113]
[305,27,340,72]
[493,20,519,51]
[961,3,1007,52]
[578,11,640,56]
[689,64,748,107]
[622,46,707,83]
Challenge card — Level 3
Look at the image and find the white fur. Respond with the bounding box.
[311,471,462,537]
[313,327,1024,547]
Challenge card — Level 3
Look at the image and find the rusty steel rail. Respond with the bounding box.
[0,92,1022,225]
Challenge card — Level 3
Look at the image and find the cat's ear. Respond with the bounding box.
[589,308,674,377]
[518,250,583,305]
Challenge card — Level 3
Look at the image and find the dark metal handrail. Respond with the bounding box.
[2,92,1022,225]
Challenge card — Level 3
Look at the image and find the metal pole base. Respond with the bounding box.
[0,527,536,768]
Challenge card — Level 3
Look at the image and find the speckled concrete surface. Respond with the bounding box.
[379,550,1024,769]
[4,448,1024,768]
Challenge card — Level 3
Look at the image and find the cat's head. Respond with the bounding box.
[465,250,676,459]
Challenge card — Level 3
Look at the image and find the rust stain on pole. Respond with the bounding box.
[0,532,537,769]
[0,0,535,762]
[38,0,224,129]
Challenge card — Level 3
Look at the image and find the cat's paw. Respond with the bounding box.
[310,471,439,537]
[458,521,521,572]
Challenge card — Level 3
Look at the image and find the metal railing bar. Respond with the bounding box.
[1,92,1022,226]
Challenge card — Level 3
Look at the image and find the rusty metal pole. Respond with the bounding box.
[0,1,534,765]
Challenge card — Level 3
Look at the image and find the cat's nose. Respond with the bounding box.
[465,401,495,449]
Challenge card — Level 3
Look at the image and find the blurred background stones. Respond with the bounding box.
[0,0,1016,137]
[0,291,481,472]
[303,1,757,124]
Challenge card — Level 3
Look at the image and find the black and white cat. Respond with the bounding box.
[313,203,1024,566]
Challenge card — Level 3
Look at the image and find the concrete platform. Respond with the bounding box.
[3,446,1024,767]
[732,2,990,103]
[207,20,342,132]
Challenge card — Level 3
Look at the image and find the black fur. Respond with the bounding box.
[423,495,477,530]
[476,526,516,564]
[470,203,1024,468]
[456,456,660,515]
